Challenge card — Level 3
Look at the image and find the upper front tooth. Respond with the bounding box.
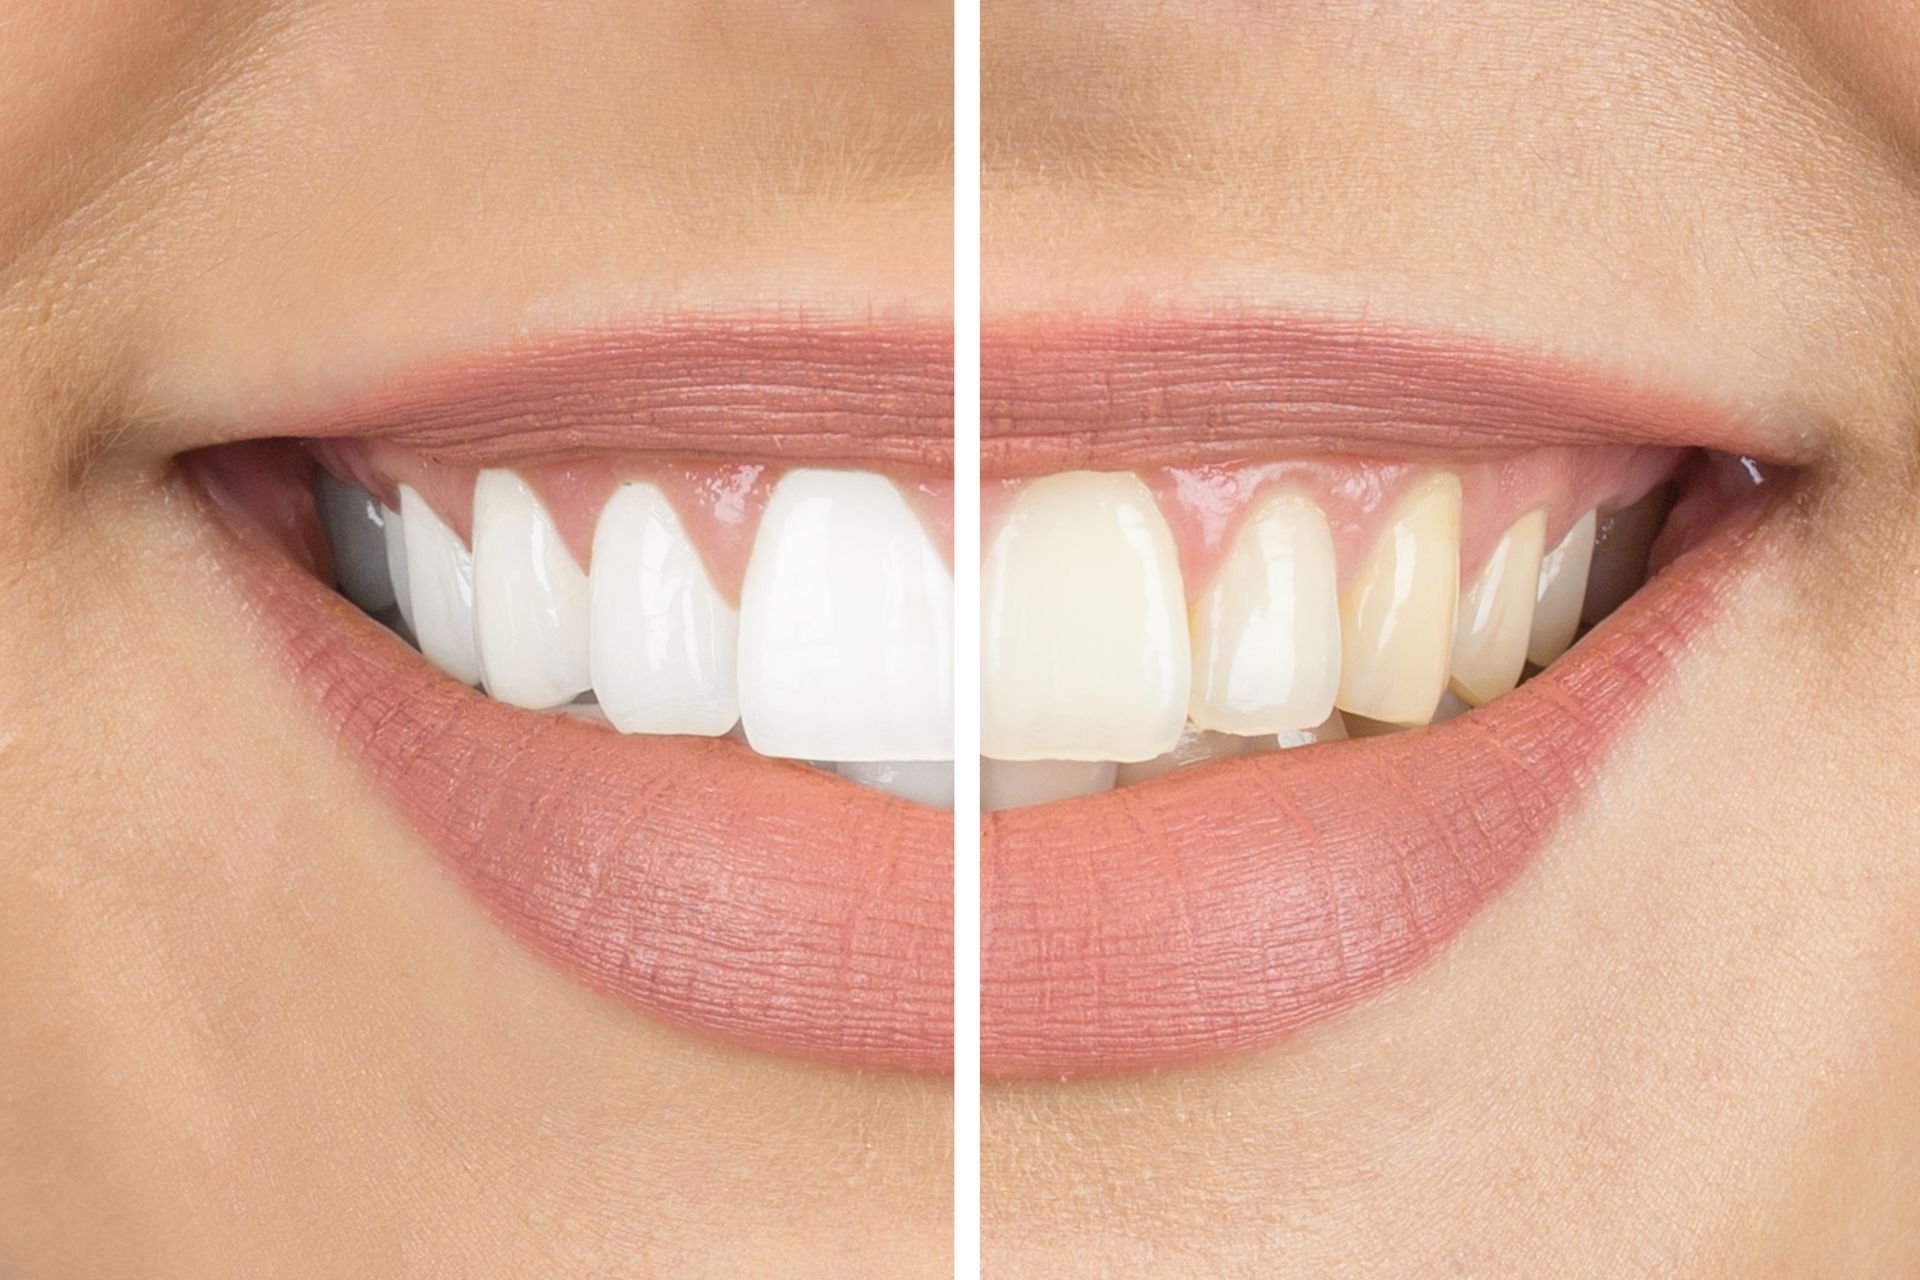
[1187,492,1341,735]
[589,481,739,736]
[1527,509,1597,667]
[471,469,592,710]
[1449,508,1547,705]
[1335,472,1461,725]
[736,469,954,762]
[382,501,414,632]
[399,484,481,685]
[314,474,396,614]
[981,471,1189,763]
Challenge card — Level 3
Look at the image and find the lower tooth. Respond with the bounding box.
[1272,709,1349,749]
[1583,486,1671,625]
[1113,726,1250,786]
[836,760,955,808]
[314,474,396,613]
[399,484,482,684]
[981,759,1118,812]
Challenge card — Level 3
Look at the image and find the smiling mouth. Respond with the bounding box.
[978,314,1804,1080]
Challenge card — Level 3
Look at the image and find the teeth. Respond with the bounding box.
[382,502,414,632]
[314,474,396,613]
[1583,486,1671,625]
[1449,508,1547,705]
[398,485,482,685]
[1335,473,1462,725]
[472,469,592,710]
[1527,510,1598,667]
[1187,493,1342,736]
[1113,726,1251,786]
[835,760,955,808]
[589,482,739,736]
[737,469,954,762]
[1273,709,1349,749]
[981,759,1118,813]
[982,471,1189,763]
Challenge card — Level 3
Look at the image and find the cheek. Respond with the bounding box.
[1763,0,1920,148]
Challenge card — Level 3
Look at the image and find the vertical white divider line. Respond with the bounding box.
[952,0,983,1273]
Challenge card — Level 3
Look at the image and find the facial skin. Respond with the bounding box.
[0,3,951,1275]
[983,2,1920,1276]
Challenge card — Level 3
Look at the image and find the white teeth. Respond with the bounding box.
[382,502,414,632]
[981,759,1118,813]
[314,474,396,613]
[982,471,1189,763]
[1527,510,1597,667]
[589,482,739,736]
[1188,492,1342,736]
[1583,487,1670,625]
[471,469,593,710]
[1273,709,1349,750]
[835,760,955,808]
[737,469,954,762]
[398,485,482,685]
[1113,726,1251,786]
[1335,473,1462,725]
[1449,508,1547,706]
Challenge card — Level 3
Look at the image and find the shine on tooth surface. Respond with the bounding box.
[314,473,396,613]
[1335,472,1462,726]
[736,469,954,763]
[1187,492,1342,736]
[836,760,955,809]
[471,469,593,711]
[1113,726,1251,786]
[589,481,739,736]
[1527,509,1597,667]
[981,470,1189,763]
[398,484,482,685]
[1449,508,1547,706]
[981,759,1118,812]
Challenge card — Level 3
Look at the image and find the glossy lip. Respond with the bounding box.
[980,313,1803,1079]
[190,324,956,1073]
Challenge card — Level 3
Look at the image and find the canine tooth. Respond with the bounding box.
[589,482,739,736]
[1114,726,1249,786]
[1188,493,1341,735]
[1449,508,1547,705]
[1527,510,1597,666]
[981,759,1117,812]
[382,503,413,632]
[982,471,1188,762]
[1273,709,1349,750]
[1336,473,1461,725]
[737,469,954,762]
[399,485,481,685]
[836,760,955,809]
[314,474,396,613]
[1583,486,1670,624]
[472,469,592,710]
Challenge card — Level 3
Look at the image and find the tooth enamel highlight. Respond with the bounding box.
[315,474,396,614]
[589,482,739,736]
[382,502,414,632]
[1527,510,1597,667]
[981,759,1118,812]
[398,485,481,685]
[472,469,592,710]
[1335,472,1462,725]
[1187,492,1341,736]
[1113,726,1250,786]
[836,760,955,808]
[737,469,954,762]
[1449,508,1547,705]
[982,471,1189,762]
[1273,709,1349,750]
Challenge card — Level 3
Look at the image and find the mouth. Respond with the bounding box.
[978,314,1808,1080]
[183,320,957,1073]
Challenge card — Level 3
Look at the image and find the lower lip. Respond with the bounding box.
[195,450,954,1072]
[981,493,1786,1079]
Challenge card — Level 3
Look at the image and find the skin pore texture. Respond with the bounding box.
[983,1,1920,1276]
[0,2,951,1276]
